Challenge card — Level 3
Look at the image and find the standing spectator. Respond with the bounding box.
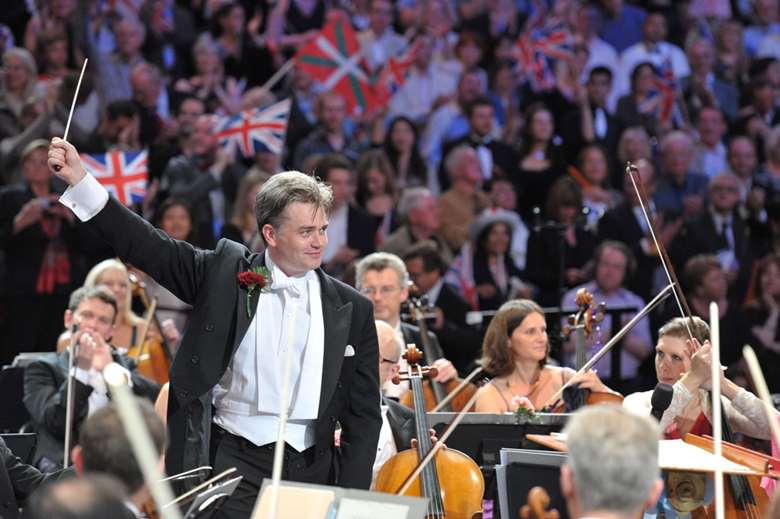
[574,4,619,81]
[316,154,376,277]
[0,140,79,366]
[293,92,361,170]
[714,19,748,85]
[221,170,271,252]
[744,0,780,58]
[388,33,458,125]
[440,97,517,190]
[147,95,205,183]
[615,62,669,138]
[615,11,690,100]
[486,178,529,271]
[283,68,320,169]
[597,0,647,54]
[681,38,739,122]
[438,145,490,253]
[380,187,453,265]
[172,34,235,115]
[357,0,406,71]
[654,131,710,219]
[577,144,623,228]
[382,116,429,190]
[159,114,245,248]
[514,103,566,224]
[90,17,146,105]
[210,2,274,87]
[692,106,728,179]
[727,135,760,204]
[129,62,168,147]
[355,150,397,245]
[526,177,598,306]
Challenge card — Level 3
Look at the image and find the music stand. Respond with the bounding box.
[497,448,569,519]
[182,475,242,519]
[0,366,29,432]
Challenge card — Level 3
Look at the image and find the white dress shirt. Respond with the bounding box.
[371,404,397,487]
[213,250,324,451]
[615,41,691,100]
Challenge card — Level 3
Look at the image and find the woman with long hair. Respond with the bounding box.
[470,212,526,311]
[744,253,780,392]
[577,144,623,228]
[474,299,616,412]
[615,62,668,137]
[355,149,397,245]
[383,116,429,190]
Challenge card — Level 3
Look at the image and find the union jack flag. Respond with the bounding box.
[294,12,378,114]
[373,39,421,104]
[81,150,148,206]
[215,98,291,159]
[638,59,678,124]
[514,24,574,89]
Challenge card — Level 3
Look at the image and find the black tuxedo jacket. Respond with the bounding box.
[23,350,160,470]
[400,322,445,365]
[0,436,48,519]
[83,198,381,490]
[438,135,518,192]
[384,398,415,452]
[433,284,482,373]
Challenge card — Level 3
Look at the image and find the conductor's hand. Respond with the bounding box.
[48,137,87,186]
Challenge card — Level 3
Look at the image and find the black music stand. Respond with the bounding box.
[0,433,37,464]
[182,475,243,519]
[497,448,569,519]
[0,366,30,432]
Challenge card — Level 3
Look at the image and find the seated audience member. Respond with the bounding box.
[402,241,482,373]
[691,107,728,179]
[72,400,166,518]
[220,170,271,251]
[380,187,453,265]
[438,145,490,253]
[561,241,652,387]
[525,177,598,307]
[382,116,430,191]
[577,145,623,229]
[292,92,361,170]
[315,153,376,278]
[355,252,458,399]
[24,474,134,519]
[561,406,663,519]
[24,286,160,471]
[474,300,618,413]
[623,317,777,439]
[485,178,529,271]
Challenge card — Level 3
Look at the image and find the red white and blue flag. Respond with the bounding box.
[294,12,378,114]
[81,150,148,206]
[215,98,291,159]
[514,23,574,90]
[638,59,679,124]
[373,39,421,104]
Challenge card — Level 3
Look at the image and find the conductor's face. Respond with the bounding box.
[264,202,328,276]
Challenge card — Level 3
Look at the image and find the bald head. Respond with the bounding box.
[376,320,401,386]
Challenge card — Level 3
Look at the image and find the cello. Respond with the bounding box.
[399,287,478,412]
[127,270,173,384]
[375,345,484,519]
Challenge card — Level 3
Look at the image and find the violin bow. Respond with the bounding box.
[540,283,675,410]
[626,161,696,340]
[709,303,725,519]
[429,365,483,413]
[395,387,482,495]
[63,323,79,467]
[103,363,182,519]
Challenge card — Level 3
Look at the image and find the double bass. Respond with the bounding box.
[399,287,478,412]
[375,345,484,519]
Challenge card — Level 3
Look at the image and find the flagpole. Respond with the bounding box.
[242,59,295,110]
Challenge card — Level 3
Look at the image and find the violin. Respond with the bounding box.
[128,270,173,384]
[399,286,478,412]
[374,345,484,519]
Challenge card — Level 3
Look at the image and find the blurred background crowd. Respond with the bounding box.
[2,0,780,394]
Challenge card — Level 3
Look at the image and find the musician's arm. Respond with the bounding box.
[721,380,778,440]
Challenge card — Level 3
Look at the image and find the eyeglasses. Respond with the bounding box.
[360,286,399,296]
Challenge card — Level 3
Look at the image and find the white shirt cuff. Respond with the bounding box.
[59,173,109,222]
[74,367,90,385]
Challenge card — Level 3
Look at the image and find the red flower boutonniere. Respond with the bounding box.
[237,266,271,317]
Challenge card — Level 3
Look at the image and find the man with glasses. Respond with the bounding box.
[356,252,457,398]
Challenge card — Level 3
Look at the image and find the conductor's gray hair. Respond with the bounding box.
[355,252,409,290]
[254,171,333,244]
[564,405,660,515]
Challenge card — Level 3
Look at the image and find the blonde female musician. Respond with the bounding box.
[623,316,776,439]
[474,299,618,413]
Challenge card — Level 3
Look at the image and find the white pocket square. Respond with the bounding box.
[344,345,355,357]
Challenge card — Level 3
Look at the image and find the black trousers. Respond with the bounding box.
[211,426,333,519]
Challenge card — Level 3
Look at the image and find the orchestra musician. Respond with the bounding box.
[23,286,160,471]
[623,316,778,439]
[355,252,458,398]
[474,299,619,412]
[47,137,382,519]
[561,405,663,519]
[71,399,166,519]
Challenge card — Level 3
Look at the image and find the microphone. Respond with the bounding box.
[650,382,674,422]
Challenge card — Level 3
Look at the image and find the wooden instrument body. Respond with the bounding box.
[399,378,478,412]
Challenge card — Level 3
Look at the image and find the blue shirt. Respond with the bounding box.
[654,172,710,218]
[599,4,647,53]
